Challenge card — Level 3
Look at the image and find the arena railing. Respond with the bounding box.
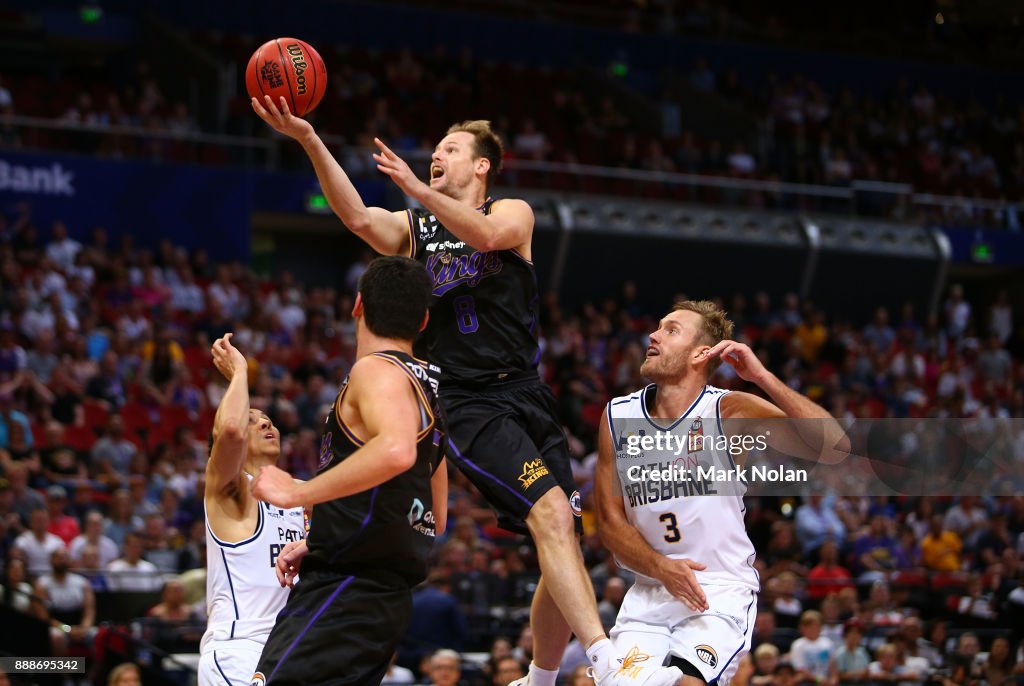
[0,115,1014,223]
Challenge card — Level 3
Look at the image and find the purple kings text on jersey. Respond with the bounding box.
[425,248,504,296]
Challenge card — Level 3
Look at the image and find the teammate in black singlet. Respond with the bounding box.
[253,97,683,686]
[248,257,448,686]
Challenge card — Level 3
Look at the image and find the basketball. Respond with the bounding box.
[245,37,327,117]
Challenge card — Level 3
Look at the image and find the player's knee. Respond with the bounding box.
[526,488,574,539]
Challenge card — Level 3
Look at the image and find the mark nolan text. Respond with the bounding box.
[626,464,807,483]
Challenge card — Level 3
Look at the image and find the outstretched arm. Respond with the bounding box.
[252,96,410,255]
[595,408,708,612]
[710,340,850,463]
[373,138,534,255]
[206,334,250,493]
[252,357,421,508]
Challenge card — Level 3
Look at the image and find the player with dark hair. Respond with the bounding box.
[253,99,681,685]
[249,256,449,685]
[199,333,307,686]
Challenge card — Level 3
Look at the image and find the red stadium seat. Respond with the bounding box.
[81,399,110,429]
[64,425,97,452]
[120,402,155,434]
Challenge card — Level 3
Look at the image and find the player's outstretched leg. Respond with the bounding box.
[520,489,682,686]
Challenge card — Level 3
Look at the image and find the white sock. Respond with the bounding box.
[528,662,558,686]
[585,638,614,677]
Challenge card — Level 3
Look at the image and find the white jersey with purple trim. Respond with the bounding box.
[200,490,306,653]
[606,383,759,591]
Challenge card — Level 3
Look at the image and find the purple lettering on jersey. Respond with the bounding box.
[425,249,503,296]
[318,431,333,470]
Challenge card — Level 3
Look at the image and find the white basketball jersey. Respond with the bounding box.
[607,384,759,591]
[200,489,307,653]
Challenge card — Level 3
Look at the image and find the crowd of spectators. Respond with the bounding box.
[4,31,1023,229]
[0,206,1022,684]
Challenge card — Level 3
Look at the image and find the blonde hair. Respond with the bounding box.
[107,662,140,686]
[446,120,504,190]
[672,300,733,376]
[755,644,780,659]
[799,610,823,627]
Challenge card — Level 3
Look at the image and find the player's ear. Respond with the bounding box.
[419,310,429,334]
[693,345,711,364]
[476,156,490,177]
[352,293,363,319]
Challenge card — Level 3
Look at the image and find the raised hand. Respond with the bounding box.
[372,137,427,196]
[251,95,315,143]
[704,339,769,384]
[211,333,247,381]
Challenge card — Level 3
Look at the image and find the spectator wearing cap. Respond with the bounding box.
[44,485,80,545]
[69,512,119,568]
[14,507,65,575]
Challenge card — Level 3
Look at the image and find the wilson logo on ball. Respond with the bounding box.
[245,37,327,117]
[286,43,309,95]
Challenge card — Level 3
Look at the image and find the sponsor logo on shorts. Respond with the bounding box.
[615,645,652,679]
[250,672,266,686]
[518,459,550,490]
[569,490,582,517]
[695,644,718,668]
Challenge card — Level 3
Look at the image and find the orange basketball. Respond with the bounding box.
[245,37,327,117]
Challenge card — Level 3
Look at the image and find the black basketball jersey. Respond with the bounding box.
[405,199,540,385]
[305,350,445,586]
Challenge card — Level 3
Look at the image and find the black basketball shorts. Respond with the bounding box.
[252,570,411,686]
[441,377,582,535]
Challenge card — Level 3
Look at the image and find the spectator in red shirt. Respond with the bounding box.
[45,485,80,545]
[807,539,853,600]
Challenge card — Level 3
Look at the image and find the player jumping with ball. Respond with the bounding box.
[253,95,683,686]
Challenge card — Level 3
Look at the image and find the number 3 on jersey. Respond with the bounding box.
[660,512,681,543]
[454,295,479,334]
